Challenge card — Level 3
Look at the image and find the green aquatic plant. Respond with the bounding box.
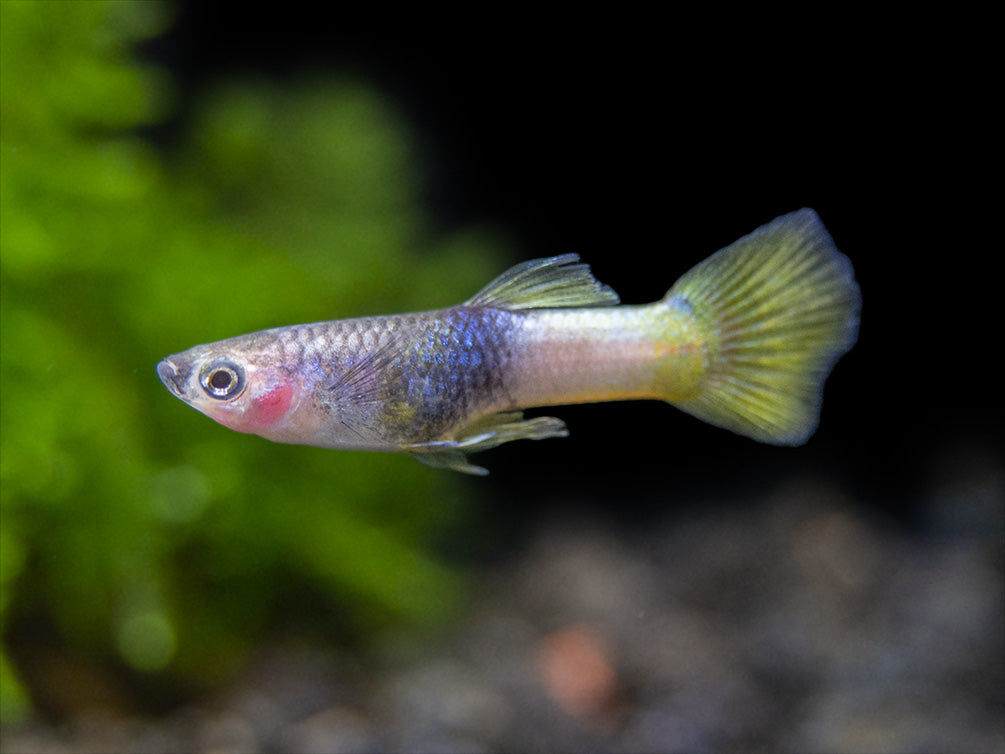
[1,0,503,722]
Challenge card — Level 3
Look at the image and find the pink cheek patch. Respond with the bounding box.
[243,384,294,428]
[204,384,294,435]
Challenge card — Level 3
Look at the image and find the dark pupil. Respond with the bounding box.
[210,370,233,390]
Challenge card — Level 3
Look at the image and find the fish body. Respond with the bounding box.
[158,209,860,474]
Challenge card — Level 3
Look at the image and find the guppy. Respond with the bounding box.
[158,209,860,474]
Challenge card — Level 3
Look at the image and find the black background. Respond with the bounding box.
[149,8,999,524]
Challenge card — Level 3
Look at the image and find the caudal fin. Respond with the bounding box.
[667,209,860,445]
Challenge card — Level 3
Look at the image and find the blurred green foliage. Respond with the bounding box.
[1,0,506,723]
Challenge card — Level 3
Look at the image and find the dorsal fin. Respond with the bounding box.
[465,254,620,310]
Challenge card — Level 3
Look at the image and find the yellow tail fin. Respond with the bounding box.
[667,209,860,445]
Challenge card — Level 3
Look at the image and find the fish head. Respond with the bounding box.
[157,338,310,442]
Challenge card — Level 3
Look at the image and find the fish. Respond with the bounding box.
[157,209,860,475]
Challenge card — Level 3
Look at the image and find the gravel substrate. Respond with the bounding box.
[4,460,1003,753]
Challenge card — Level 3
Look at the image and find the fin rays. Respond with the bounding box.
[667,209,860,445]
[466,254,620,310]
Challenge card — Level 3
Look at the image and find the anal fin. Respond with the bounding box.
[405,411,569,475]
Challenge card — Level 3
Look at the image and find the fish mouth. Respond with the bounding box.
[157,358,190,398]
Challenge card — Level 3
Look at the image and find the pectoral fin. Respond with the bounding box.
[405,411,569,475]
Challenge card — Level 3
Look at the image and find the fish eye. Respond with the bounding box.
[199,360,245,400]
